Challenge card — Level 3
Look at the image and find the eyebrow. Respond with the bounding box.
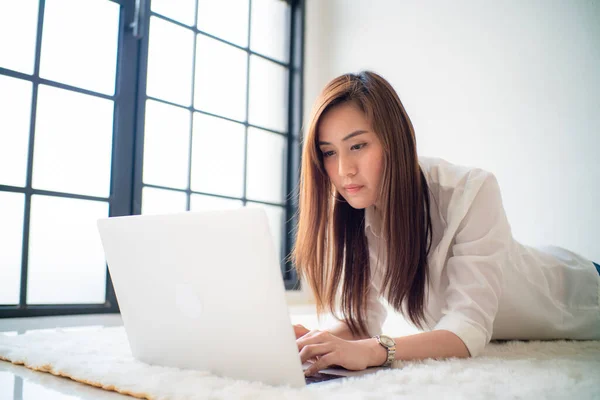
[318,130,368,146]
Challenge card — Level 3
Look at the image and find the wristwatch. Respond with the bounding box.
[374,334,396,367]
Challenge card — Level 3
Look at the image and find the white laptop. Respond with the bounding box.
[97,208,383,387]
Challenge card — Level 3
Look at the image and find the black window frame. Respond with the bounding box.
[0,0,305,318]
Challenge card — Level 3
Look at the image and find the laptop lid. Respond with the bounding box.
[97,208,306,388]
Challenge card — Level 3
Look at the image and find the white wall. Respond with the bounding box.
[304,0,600,262]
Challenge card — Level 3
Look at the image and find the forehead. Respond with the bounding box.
[317,102,371,142]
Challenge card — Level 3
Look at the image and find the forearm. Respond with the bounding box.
[396,330,470,360]
[326,320,371,341]
[369,329,470,366]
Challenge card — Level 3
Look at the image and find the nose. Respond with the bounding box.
[338,154,357,177]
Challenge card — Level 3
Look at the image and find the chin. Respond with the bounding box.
[336,189,375,209]
[345,197,374,210]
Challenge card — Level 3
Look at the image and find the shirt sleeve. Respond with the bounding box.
[433,172,512,357]
[366,280,388,337]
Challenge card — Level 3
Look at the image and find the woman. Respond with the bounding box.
[292,71,600,376]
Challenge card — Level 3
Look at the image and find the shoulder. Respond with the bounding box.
[418,157,504,227]
[418,156,497,192]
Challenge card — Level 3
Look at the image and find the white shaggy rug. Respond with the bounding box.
[0,327,599,400]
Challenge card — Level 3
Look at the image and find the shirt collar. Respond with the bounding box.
[364,205,382,238]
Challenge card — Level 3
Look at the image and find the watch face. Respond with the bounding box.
[380,336,395,348]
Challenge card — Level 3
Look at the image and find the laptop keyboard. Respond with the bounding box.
[305,372,343,385]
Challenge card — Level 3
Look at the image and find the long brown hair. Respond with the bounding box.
[291,71,432,336]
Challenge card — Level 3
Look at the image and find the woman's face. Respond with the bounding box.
[317,102,384,209]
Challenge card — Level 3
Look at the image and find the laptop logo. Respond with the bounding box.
[175,284,204,319]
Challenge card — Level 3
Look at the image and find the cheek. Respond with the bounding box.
[375,158,384,181]
[366,149,384,187]
[323,160,338,183]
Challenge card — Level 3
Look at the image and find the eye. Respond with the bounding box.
[351,143,367,151]
[322,150,335,158]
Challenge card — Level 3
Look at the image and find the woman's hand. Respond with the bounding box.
[297,329,387,376]
[293,324,311,339]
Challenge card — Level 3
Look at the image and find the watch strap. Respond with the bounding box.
[374,334,396,367]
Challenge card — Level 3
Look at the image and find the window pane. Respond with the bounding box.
[0,75,32,187]
[0,192,24,305]
[248,56,288,132]
[190,113,244,197]
[246,128,286,204]
[194,35,247,121]
[40,0,119,95]
[32,85,114,197]
[27,195,108,305]
[143,100,191,190]
[246,202,285,262]
[197,0,249,47]
[151,0,196,26]
[250,0,290,63]
[190,194,243,211]
[147,16,195,106]
[142,187,187,215]
[0,0,38,74]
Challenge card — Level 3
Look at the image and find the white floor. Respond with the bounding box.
[0,306,418,400]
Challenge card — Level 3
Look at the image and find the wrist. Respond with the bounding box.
[367,337,389,367]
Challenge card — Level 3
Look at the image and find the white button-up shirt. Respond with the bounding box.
[364,157,600,357]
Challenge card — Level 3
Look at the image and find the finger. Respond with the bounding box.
[297,330,329,350]
[302,329,322,338]
[293,324,310,339]
[296,330,321,350]
[304,353,336,376]
[299,343,333,364]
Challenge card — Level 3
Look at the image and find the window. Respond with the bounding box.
[0,0,304,318]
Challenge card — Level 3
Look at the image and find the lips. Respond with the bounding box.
[343,185,364,194]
